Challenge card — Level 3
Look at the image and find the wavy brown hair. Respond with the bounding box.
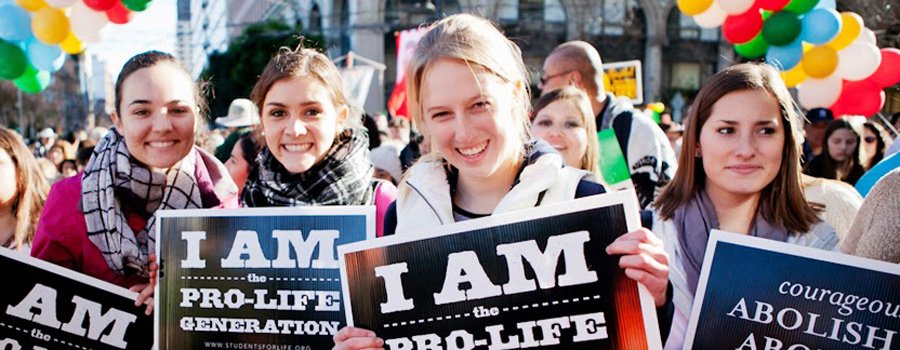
[655,63,819,234]
[0,128,50,250]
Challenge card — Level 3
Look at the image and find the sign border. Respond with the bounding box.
[154,205,376,349]
[683,229,900,349]
[338,190,663,349]
[602,59,643,105]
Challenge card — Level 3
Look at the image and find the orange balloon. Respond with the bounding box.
[802,46,838,78]
[780,63,808,88]
[31,7,70,45]
[16,0,48,11]
[827,13,863,51]
[677,0,713,16]
[60,31,84,54]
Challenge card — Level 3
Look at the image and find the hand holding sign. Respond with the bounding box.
[606,228,670,307]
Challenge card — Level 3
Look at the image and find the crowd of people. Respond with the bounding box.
[0,12,897,349]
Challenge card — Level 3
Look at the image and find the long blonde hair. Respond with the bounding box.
[405,14,532,166]
[531,86,601,178]
[0,128,50,250]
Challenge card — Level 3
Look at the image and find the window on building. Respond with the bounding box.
[310,2,322,33]
[584,0,641,36]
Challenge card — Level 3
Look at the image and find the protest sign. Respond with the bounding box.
[155,206,374,350]
[603,60,643,105]
[340,190,662,349]
[685,230,900,350]
[0,249,153,350]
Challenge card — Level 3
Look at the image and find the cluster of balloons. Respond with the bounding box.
[677,0,900,117]
[0,0,152,93]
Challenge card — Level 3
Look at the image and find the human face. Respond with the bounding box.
[531,100,589,169]
[112,63,198,172]
[862,127,878,162]
[539,57,572,95]
[0,149,16,210]
[260,76,348,174]
[827,128,858,162]
[226,139,251,191]
[47,146,64,165]
[420,58,521,183]
[699,89,784,199]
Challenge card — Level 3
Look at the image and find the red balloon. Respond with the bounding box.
[758,0,790,11]
[868,48,900,88]
[106,1,132,24]
[829,79,885,117]
[723,9,763,44]
[84,0,117,11]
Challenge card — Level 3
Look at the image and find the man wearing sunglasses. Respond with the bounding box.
[540,41,676,210]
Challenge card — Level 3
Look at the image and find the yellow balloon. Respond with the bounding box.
[828,13,863,51]
[31,7,69,45]
[677,0,713,16]
[61,32,84,54]
[781,64,808,88]
[802,46,838,78]
[16,0,48,12]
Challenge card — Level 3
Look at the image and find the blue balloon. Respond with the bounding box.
[766,39,804,71]
[801,8,841,45]
[814,0,836,9]
[27,38,65,72]
[0,4,31,42]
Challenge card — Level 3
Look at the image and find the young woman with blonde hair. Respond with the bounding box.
[0,128,50,252]
[334,14,671,349]
[531,86,601,180]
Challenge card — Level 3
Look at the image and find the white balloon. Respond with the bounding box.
[69,1,108,44]
[693,1,727,29]
[718,0,754,15]
[44,0,76,7]
[798,75,842,109]
[857,28,876,45]
[835,41,881,81]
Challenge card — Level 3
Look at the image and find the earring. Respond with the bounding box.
[695,149,701,158]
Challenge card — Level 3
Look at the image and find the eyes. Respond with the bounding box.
[130,105,192,117]
[715,126,778,135]
[429,100,493,120]
[266,107,324,119]
[534,117,583,129]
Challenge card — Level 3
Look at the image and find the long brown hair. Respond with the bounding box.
[531,87,600,177]
[655,63,819,234]
[0,128,50,250]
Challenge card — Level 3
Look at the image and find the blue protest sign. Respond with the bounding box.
[685,231,900,350]
[155,206,374,350]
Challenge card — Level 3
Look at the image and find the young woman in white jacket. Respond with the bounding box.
[652,63,839,349]
[333,13,671,350]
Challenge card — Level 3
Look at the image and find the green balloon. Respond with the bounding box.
[0,40,28,80]
[735,33,769,59]
[762,11,802,46]
[14,65,51,94]
[784,0,819,14]
[122,0,151,12]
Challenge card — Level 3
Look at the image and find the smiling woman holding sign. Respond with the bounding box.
[334,14,671,349]
[240,47,397,235]
[31,51,238,314]
[652,63,840,349]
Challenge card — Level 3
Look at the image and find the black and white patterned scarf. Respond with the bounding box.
[241,128,374,207]
[81,129,204,278]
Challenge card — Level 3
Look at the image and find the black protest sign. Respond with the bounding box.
[340,191,662,349]
[0,249,153,350]
[685,231,900,350]
[155,206,373,350]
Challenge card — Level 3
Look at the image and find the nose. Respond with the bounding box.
[285,116,307,137]
[452,113,471,142]
[151,108,174,132]
[733,133,756,159]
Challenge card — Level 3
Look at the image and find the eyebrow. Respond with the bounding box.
[425,94,489,114]
[127,100,189,106]
[717,119,778,126]
[264,101,320,108]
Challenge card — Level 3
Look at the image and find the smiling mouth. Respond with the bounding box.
[147,141,177,148]
[282,144,312,153]
[457,140,489,158]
